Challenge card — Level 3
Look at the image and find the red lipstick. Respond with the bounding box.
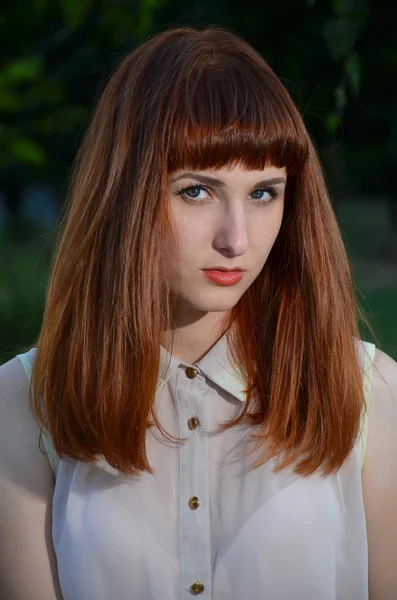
[203,269,244,286]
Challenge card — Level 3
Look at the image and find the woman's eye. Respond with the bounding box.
[176,184,278,204]
[251,187,278,203]
[178,185,209,202]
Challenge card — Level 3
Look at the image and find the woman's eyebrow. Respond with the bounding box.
[169,172,286,187]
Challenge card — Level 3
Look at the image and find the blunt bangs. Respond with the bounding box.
[165,58,309,174]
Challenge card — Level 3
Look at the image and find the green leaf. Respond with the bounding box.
[345,51,361,96]
[102,6,140,44]
[332,0,345,12]
[10,137,46,166]
[60,0,94,29]
[0,88,20,112]
[334,84,347,116]
[35,105,88,135]
[326,113,341,132]
[23,79,65,108]
[136,0,166,36]
[0,56,43,86]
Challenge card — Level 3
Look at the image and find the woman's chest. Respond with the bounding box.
[52,425,368,600]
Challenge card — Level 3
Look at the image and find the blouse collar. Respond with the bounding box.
[158,331,247,403]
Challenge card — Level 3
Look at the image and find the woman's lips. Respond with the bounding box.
[202,269,244,286]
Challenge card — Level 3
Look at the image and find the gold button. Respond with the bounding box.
[191,581,204,594]
[185,367,198,379]
[188,416,200,430]
[188,496,200,510]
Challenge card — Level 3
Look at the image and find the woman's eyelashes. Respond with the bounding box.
[175,184,279,205]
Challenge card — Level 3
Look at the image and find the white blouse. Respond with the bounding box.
[17,334,375,600]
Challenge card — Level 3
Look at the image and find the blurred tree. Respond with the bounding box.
[0,0,396,218]
[1,0,396,360]
[0,0,164,221]
[3,0,394,220]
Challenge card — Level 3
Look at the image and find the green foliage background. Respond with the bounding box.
[1,0,396,362]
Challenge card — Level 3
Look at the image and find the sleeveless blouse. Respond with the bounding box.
[16,335,376,600]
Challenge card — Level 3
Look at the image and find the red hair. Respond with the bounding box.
[27,26,377,477]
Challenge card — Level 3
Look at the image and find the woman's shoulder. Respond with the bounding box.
[0,352,55,484]
[0,354,60,597]
[354,336,376,368]
[14,348,60,478]
[15,346,37,378]
[361,347,397,597]
[2,349,60,478]
[351,337,376,468]
[0,351,37,425]
[362,346,397,470]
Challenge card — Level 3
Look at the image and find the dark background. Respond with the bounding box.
[1,0,396,363]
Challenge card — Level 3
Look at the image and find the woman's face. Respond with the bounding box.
[167,164,286,320]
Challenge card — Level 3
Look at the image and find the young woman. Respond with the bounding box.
[1,26,397,600]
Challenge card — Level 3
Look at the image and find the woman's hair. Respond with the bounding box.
[27,25,378,478]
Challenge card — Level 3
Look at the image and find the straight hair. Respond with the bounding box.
[27,26,378,478]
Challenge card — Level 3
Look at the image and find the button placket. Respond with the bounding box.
[176,371,212,599]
